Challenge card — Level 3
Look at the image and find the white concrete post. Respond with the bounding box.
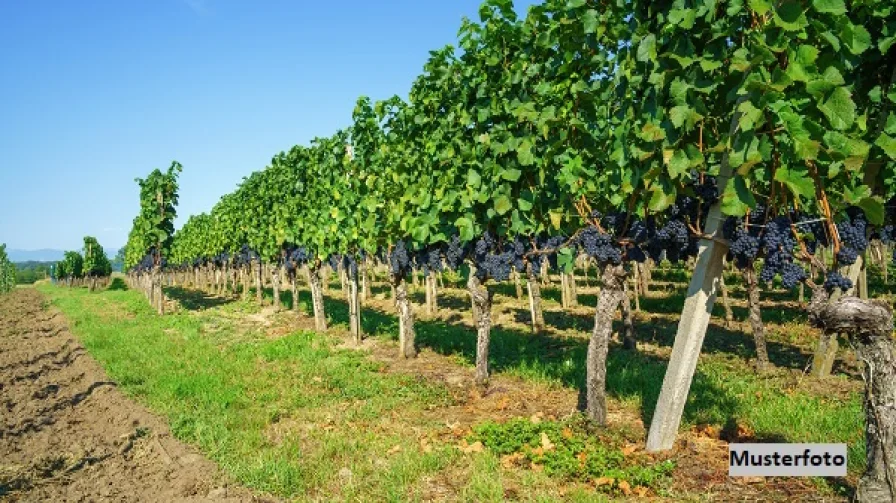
[645,101,743,451]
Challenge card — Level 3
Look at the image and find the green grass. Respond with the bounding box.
[37,263,873,500]
[39,285,460,500]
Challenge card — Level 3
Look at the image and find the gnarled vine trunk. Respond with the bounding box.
[425,270,438,315]
[743,267,769,372]
[153,267,164,315]
[393,273,416,358]
[255,260,263,304]
[807,289,896,503]
[361,258,371,301]
[271,266,281,311]
[308,263,327,332]
[812,257,864,378]
[349,264,362,344]
[290,270,301,314]
[586,263,627,425]
[468,274,493,386]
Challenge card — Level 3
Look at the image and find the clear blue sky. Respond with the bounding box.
[0,0,535,251]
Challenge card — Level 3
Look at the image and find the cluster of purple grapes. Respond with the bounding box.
[877,225,895,244]
[444,235,467,270]
[212,252,230,267]
[129,247,168,273]
[693,174,719,208]
[758,216,804,287]
[134,252,155,272]
[722,211,806,288]
[575,226,621,265]
[413,246,444,275]
[341,254,359,277]
[584,203,705,267]
[654,219,693,262]
[233,245,259,267]
[727,227,760,269]
[285,247,309,272]
[389,240,412,277]
[470,232,519,282]
[328,254,342,272]
[835,210,868,266]
[824,271,853,292]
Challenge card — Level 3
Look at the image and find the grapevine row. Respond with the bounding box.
[120,1,896,494]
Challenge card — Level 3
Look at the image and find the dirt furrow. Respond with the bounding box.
[0,289,270,502]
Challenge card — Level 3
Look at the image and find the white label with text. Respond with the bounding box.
[729,444,847,477]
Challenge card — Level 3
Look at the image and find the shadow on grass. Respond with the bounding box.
[638,291,808,325]
[107,278,128,291]
[309,290,741,429]
[164,286,235,311]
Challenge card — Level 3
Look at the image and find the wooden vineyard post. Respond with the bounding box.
[645,106,740,452]
[811,256,864,378]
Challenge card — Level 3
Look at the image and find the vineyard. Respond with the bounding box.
[3,0,896,501]
[52,237,113,290]
[0,244,15,294]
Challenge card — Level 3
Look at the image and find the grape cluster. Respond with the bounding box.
[693,175,718,206]
[341,254,358,277]
[723,213,809,289]
[627,219,648,244]
[654,219,690,262]
[727,225,760,269]
[758,216,799,285]
[598,212,627,237]
[877,225,895,244]
[213,252,230,267]
[576,226,621,265]
[445,235,468,270]
[823,271,853,293]
[412,245,444,274]
[471,232,517,282]
[780,262,807,289]
[835,210,868,267]
[328,254,342,272]
[836,246,858,266]
[389,240,412,277]
[285,246,309,272]
[233,245,259,267]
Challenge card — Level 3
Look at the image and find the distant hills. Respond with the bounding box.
[9,248,121,263]
[8,249,65,262]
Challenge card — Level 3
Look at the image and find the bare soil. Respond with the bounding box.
[0,289,272,502]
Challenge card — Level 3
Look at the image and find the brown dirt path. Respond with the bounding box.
[0,288,272,502]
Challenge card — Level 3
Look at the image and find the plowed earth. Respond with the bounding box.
[0,289,268,502]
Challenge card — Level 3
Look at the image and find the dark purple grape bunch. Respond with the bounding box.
[823,271,852,293]
[233,245,258,267]
[412,245,444,275]
[575,226,622,266]
[723,219,760,269]
[285,246,309,272]
[341,254,359,277]
[835,208,868,267]
[445,235,468,271]
[389,240,412,277]
[471,232,516,282]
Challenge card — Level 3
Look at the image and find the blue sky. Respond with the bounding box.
[0,0,535,251]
